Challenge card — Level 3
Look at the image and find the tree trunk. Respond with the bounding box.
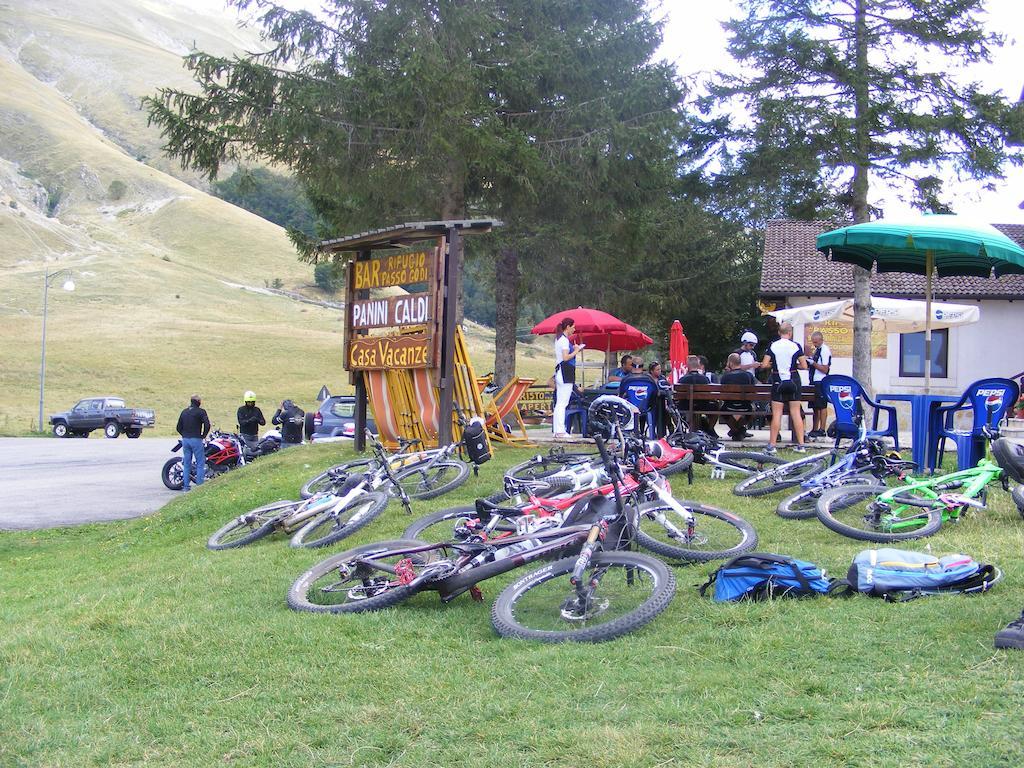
[493,246,519,388]
[850,0,873,392]
[440,159,467,324]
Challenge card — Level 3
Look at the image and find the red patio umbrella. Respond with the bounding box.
[530,307,628,336]
[669,320,688,384]
[575,323,652,352]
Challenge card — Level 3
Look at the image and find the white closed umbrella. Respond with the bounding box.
[768,296,980,335]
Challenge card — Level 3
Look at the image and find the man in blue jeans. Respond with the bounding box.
[176,394,210,491]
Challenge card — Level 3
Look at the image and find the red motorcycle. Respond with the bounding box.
[161,430,248,490]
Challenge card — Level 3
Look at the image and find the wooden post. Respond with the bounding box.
[437,226,463,446]
[351,248,371,452]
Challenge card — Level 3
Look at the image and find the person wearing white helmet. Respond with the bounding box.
[735,331,760,373]
[237,391,266,451]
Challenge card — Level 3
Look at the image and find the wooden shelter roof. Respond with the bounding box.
[319,219,501,253]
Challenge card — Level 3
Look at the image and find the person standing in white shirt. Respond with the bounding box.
[807,331,833,438]
[760,322,808,453]
[552,317,585,439]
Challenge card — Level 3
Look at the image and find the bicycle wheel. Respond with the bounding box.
[714,451,787,474]
[207,500,296,550]
[732,454,831,497]
[776,474,883,520]
[300,458,375,499]
[287,539,437,613]
[1013,484,1024,518]
[505,452,597,482]
[403,505,479,540]
[390,459,470,501]
[656,452,695,477]
[634,500,758,562]
[490,551,676,643]
[816,485,943,542]
[290,491,390,548]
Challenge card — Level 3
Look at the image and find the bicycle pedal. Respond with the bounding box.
[469,586,484,602]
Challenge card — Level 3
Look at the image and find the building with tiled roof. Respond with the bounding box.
[758,219,1024,398]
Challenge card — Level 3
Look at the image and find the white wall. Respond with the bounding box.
[782,297,1024,395]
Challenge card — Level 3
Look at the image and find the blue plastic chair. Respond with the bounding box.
[933,378,1020,470]
[618,376,659,438]
[820,375,900,451]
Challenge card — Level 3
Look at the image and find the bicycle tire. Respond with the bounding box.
[402,505,479,540]
[633,500,758,562]
[776,474,883,520]
[657,452,695,477]
[815,485,943,543]
[207,500,297,550]
[300,458,375,499]
[287,539,435,613]
[732,454,831,497]
[1013,484,1024,518]
[505,452,598,482]
[714,451,787,475]
[390,459,470,501]
[490,551,675,643]
[289,491,390,548]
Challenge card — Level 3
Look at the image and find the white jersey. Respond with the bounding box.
[554,335,570,366]
[809,343,832,382]
[767,338,804,382]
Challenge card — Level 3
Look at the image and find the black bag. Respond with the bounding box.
[461,418,491,465]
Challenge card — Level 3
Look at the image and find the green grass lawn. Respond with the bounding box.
[3,444,1023,767]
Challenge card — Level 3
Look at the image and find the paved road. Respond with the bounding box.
[0,437,180,530]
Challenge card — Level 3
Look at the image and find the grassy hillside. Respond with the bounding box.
[2,445,1023,766]
[0,0,554,435]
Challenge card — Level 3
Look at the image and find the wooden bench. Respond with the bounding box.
[672,383,816,432]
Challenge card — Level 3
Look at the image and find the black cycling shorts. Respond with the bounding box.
[771,379,801,404]
[811,381,828,411]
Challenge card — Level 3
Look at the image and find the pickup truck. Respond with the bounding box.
[49,397,156,438]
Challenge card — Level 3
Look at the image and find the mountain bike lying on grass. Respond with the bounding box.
[207,432,414,550]
[775,418,917,519]
[299,405,484,500]
[732,445,835,497]
[814,435,1024,543]
[288,422,677,643]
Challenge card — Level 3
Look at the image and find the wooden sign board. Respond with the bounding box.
[351,292,432,330]
[352,249,434,290]
[348,334,431,370]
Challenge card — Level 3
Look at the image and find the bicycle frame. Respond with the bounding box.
[872,458,1005,532]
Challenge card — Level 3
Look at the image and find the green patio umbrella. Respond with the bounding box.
[816,215,1024,390]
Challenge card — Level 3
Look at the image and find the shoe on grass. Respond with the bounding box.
[764,445,777,455]
[995,611,1024,650]
[792,444,807,453]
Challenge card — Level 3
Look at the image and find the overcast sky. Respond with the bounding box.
[186,0,1024,222]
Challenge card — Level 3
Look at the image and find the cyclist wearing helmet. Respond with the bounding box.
[273,399,305,445]
[237,391,266,451]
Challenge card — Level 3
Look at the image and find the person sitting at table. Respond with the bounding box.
[678,355,719,435]
[720,353,756,440]
[698,355,720,384]
[608,354,635,383]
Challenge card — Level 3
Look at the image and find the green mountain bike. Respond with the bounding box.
[815,457,1008,542]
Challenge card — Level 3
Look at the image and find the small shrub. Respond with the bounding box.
[314,262,343,292]
[108,180,127,200]
[271,278,284,290]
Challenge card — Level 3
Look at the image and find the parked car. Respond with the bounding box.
[308,395,376,440]
[49,396,156,438]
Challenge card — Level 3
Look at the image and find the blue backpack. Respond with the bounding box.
[700,553,839,602]
[846,549,1000,602]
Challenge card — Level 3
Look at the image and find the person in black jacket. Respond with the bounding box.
[175,395,210,491]
[273,399,305,445]
[236,391,266,451]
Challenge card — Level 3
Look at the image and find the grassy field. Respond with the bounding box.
[3,443,1023,767]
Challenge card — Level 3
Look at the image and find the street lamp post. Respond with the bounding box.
[38,269,75,433]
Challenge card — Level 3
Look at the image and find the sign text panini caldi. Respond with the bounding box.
[351,292,432,330]
[348,334,431,370]
[352,249,433,290]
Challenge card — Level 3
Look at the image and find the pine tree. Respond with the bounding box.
[696,0,1024,384]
